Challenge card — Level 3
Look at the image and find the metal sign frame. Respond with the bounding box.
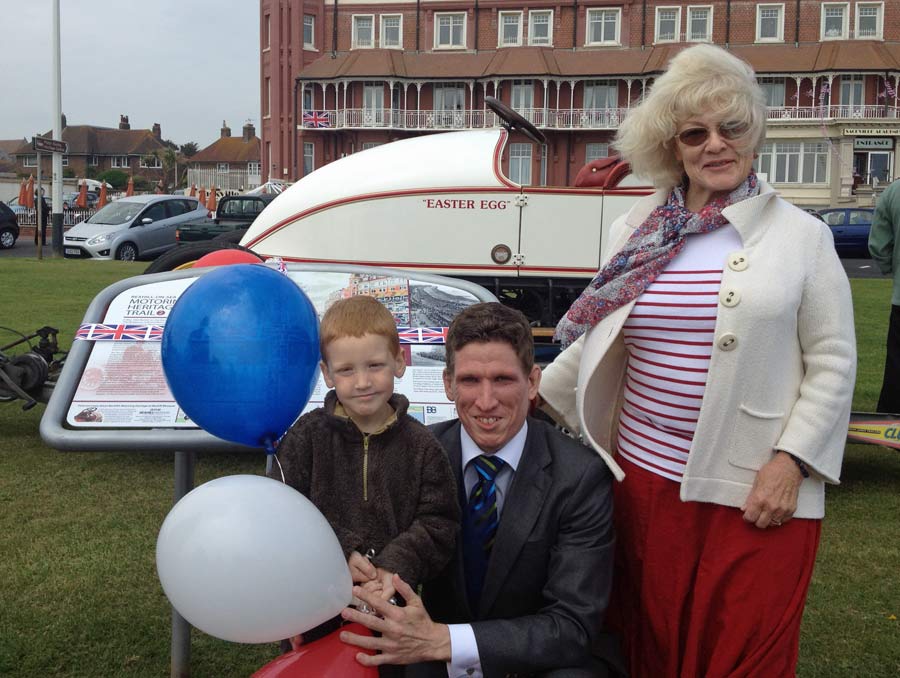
[40,262,497,678]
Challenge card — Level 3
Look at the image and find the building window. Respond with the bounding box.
[584,80,618,109]
[353,15,374,48]
[247,162,261,175]
[304,14,315,48]
[529,10,552,46]
[264,78,271,117]
[512,80,534,112]
[855,3,883,39]
[381,14,402,48]
[839,74,865,112]
[111,156,129,168]
[499,12,523,46]
[263,14,271,49]
[303,87,313,112]
[434,82,466,127]
[756,4,784,42]
[688,6,712,41]
[140,155,162,169]
[361,142,383,150]
[759,77,786,107]
[61,155,68,167]
[509,143,532,185]
[586,143,610,163]
[216,163,230,173]
[303,142,314,175]
[23,155,37,167]
[435,13,465,48]
[363,82,385,125]
[585,8,620,45]
[87,154,98,166]
[655,6,681,43]
[758,142,828,184]
[821,3,849,40]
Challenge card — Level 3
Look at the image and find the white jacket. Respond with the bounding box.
[540,181,856,518]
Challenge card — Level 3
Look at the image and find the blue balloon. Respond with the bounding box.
[161,265,319,449]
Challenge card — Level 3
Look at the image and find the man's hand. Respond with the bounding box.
[375,567,396,600]
[340,574,452,666]
[348,550,378,584]
[741,451,804,529]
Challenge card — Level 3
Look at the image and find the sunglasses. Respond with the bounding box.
[675,122,750,147]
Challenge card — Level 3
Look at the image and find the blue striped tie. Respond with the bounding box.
[463,454,506,610]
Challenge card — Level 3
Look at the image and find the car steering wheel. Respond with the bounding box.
[485,96,546,145]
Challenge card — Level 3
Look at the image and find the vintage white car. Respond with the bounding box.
[148,101,652,328]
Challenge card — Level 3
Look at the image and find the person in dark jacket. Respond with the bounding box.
[271,294,459,654]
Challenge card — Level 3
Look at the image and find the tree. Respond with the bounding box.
[179,141,199,158]
[160,148,179,190]
[97,169,129,190]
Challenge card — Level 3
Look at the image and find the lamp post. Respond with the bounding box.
[51,0,63,256]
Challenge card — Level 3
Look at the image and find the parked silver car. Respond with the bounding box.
[63,195,208,261]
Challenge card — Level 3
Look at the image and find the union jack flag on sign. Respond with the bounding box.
[302,111,331,128]
[75,324,165,341]
[396,327,448,344]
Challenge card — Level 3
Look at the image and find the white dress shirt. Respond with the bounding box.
[446,422,528,678]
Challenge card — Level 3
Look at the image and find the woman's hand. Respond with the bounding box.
[741,451,804,529]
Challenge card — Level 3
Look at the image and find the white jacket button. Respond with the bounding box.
[719,288,741,307]
[728,254,749,271]
[717,332,738,351]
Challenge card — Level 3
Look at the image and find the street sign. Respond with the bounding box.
[31,135,67,154]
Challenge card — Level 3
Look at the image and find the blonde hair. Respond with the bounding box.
[319,295,400,360]
[614,44,768,189]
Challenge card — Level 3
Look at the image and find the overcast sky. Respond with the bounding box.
[2,0,260,149]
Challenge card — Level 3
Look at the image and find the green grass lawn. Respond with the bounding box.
[1,260,899,677]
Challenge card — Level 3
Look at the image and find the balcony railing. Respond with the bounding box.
[301,105,900,131]
[186,168,263,192]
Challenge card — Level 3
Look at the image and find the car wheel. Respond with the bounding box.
[0,227,16,249]
[116,242,139,261]
[143,241,263,274]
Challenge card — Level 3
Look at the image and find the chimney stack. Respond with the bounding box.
[242,121,256,142]
[119,115,130,130]
[221,120,231,138]
[152,123,161,138]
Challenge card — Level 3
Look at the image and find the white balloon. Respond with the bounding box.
[156,475,352,643]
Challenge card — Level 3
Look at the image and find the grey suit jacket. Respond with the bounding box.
[408,417,623,678]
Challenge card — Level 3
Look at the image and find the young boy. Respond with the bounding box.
[272,295,459,648]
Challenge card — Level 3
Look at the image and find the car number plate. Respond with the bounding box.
[65,248,80,256]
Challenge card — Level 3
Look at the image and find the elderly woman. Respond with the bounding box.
[540,44,856,677]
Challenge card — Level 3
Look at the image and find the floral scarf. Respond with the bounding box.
[554,172,759,348]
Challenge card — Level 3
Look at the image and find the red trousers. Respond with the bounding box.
[607,456,821,678]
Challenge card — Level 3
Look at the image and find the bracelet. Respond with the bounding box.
[788,453,810,478]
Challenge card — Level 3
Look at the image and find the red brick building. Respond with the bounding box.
[12,115,168,183]
[261,0,900,206]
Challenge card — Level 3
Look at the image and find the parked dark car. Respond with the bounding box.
[817,207,874,258]
[175,194,277,244]
[0,201,20,249]
[61,191,100,210]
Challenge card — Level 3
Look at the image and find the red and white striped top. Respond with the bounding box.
[616,226,742,482]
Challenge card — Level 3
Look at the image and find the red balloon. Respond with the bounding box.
[193,249,264,268]
[251,623,379,678]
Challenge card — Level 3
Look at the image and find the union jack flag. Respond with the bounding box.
[302,111,331,128]
[396,327,448,344]
[75,324,165,341]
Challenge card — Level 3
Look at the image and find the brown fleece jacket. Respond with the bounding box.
[272,390,459,586]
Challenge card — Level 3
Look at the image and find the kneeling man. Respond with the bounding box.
[342,302,622,677]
